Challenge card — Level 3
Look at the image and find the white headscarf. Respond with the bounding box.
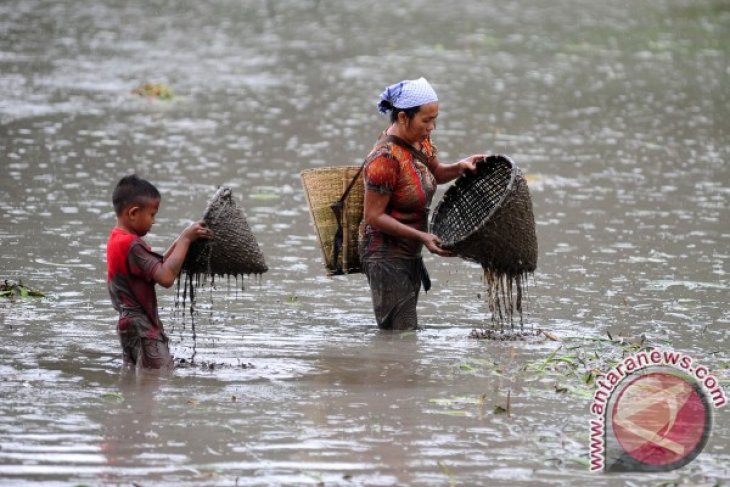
[378,77,438,114]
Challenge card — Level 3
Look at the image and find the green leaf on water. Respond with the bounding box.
[434,409,470,417]
[250,186,280,201]
[100,392,124,402]
[0,280,45,299]
[250,192,279,201]
[568,456,591,467]
[569,387,594,399]
[493,405,508,414]
[459,363,476,372]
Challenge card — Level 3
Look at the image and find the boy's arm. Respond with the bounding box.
[154,222,211,288]
[163,237,180,261]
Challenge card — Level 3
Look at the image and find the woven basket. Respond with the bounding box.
[430,155,537,275]
[183,186,268,277]
[300,166,364,275]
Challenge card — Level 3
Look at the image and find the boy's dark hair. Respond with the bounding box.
[112,174,161,215]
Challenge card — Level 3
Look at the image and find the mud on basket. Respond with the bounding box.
[180,186,268,309]
[430,155,537,328]
[300,166,364,275]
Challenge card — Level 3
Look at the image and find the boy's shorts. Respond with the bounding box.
[117,314,173,370]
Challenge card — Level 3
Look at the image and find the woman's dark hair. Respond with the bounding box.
[112,174,161,215]
[380,100,421,123]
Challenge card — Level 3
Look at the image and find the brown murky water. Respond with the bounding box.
[1,0,728,485]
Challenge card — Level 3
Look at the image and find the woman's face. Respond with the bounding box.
[401,101,439,142]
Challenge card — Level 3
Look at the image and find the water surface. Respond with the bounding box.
[1,0,728,485]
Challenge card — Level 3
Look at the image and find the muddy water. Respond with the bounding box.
[1,0,728,485]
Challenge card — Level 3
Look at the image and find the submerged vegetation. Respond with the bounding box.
[0,279,45,299]
[429,331,681,419]
[132,82,174,100]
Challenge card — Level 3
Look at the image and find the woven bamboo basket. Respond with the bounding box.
[300,166,364,275]
[183,186,268,277]
[431,155,537,274]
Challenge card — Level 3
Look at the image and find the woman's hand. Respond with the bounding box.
[421,232,453,257]
[458,154,484,175]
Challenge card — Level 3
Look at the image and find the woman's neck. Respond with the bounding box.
[386,124,419,147]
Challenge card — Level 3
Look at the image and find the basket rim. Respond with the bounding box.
[300,165,362,177]
[431,154,518,247]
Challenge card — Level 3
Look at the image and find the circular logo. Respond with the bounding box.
[610,369,712,471]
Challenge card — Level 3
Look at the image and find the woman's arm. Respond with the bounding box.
[428,154,483,184]
[363,190,451,257]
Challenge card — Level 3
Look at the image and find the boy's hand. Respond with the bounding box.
[182,221,213,242]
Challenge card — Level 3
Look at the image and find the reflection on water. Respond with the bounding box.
[1,0,728,485]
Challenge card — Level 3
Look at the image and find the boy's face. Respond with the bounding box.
[127,198,160,236]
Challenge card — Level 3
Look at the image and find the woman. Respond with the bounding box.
[359,77,483,330]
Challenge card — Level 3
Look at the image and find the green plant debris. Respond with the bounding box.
[493,390,512,416]
[459,362,476,372]
[250,187,280,201]
[437,461,457,487]
[567,456,591,468]
[431,409,471,417]
[99,392,124,403]
[132,82,174,100]
[428,395,486,407]
[569,387,594,399]
[427,394,487,417]
[0,280,45,299]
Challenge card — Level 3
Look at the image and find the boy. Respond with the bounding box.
[106,174,212,369]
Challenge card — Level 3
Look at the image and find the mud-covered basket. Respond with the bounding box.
[300,166,364,275]
[431,155,537,272]
[431,155,537,326]
[183,186,268,277]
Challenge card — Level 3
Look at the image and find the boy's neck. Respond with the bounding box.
[115,220,142,237]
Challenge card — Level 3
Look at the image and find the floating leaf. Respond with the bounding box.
[493,405,508,414]
[250,192,280,201]
[132,82,173,100]
[569,387,594,399]
[439,409,470,417]
[1,280,45,299]
[100,392,124,402]
[459,363,476,372]
[568,456,591,467]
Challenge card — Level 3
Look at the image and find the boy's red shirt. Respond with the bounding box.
[106,227,164,338]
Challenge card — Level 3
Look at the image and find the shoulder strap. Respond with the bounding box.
[329,156,369,274]
[382,134,430,165]
[328,134,430,274]
[337,134,428,205]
